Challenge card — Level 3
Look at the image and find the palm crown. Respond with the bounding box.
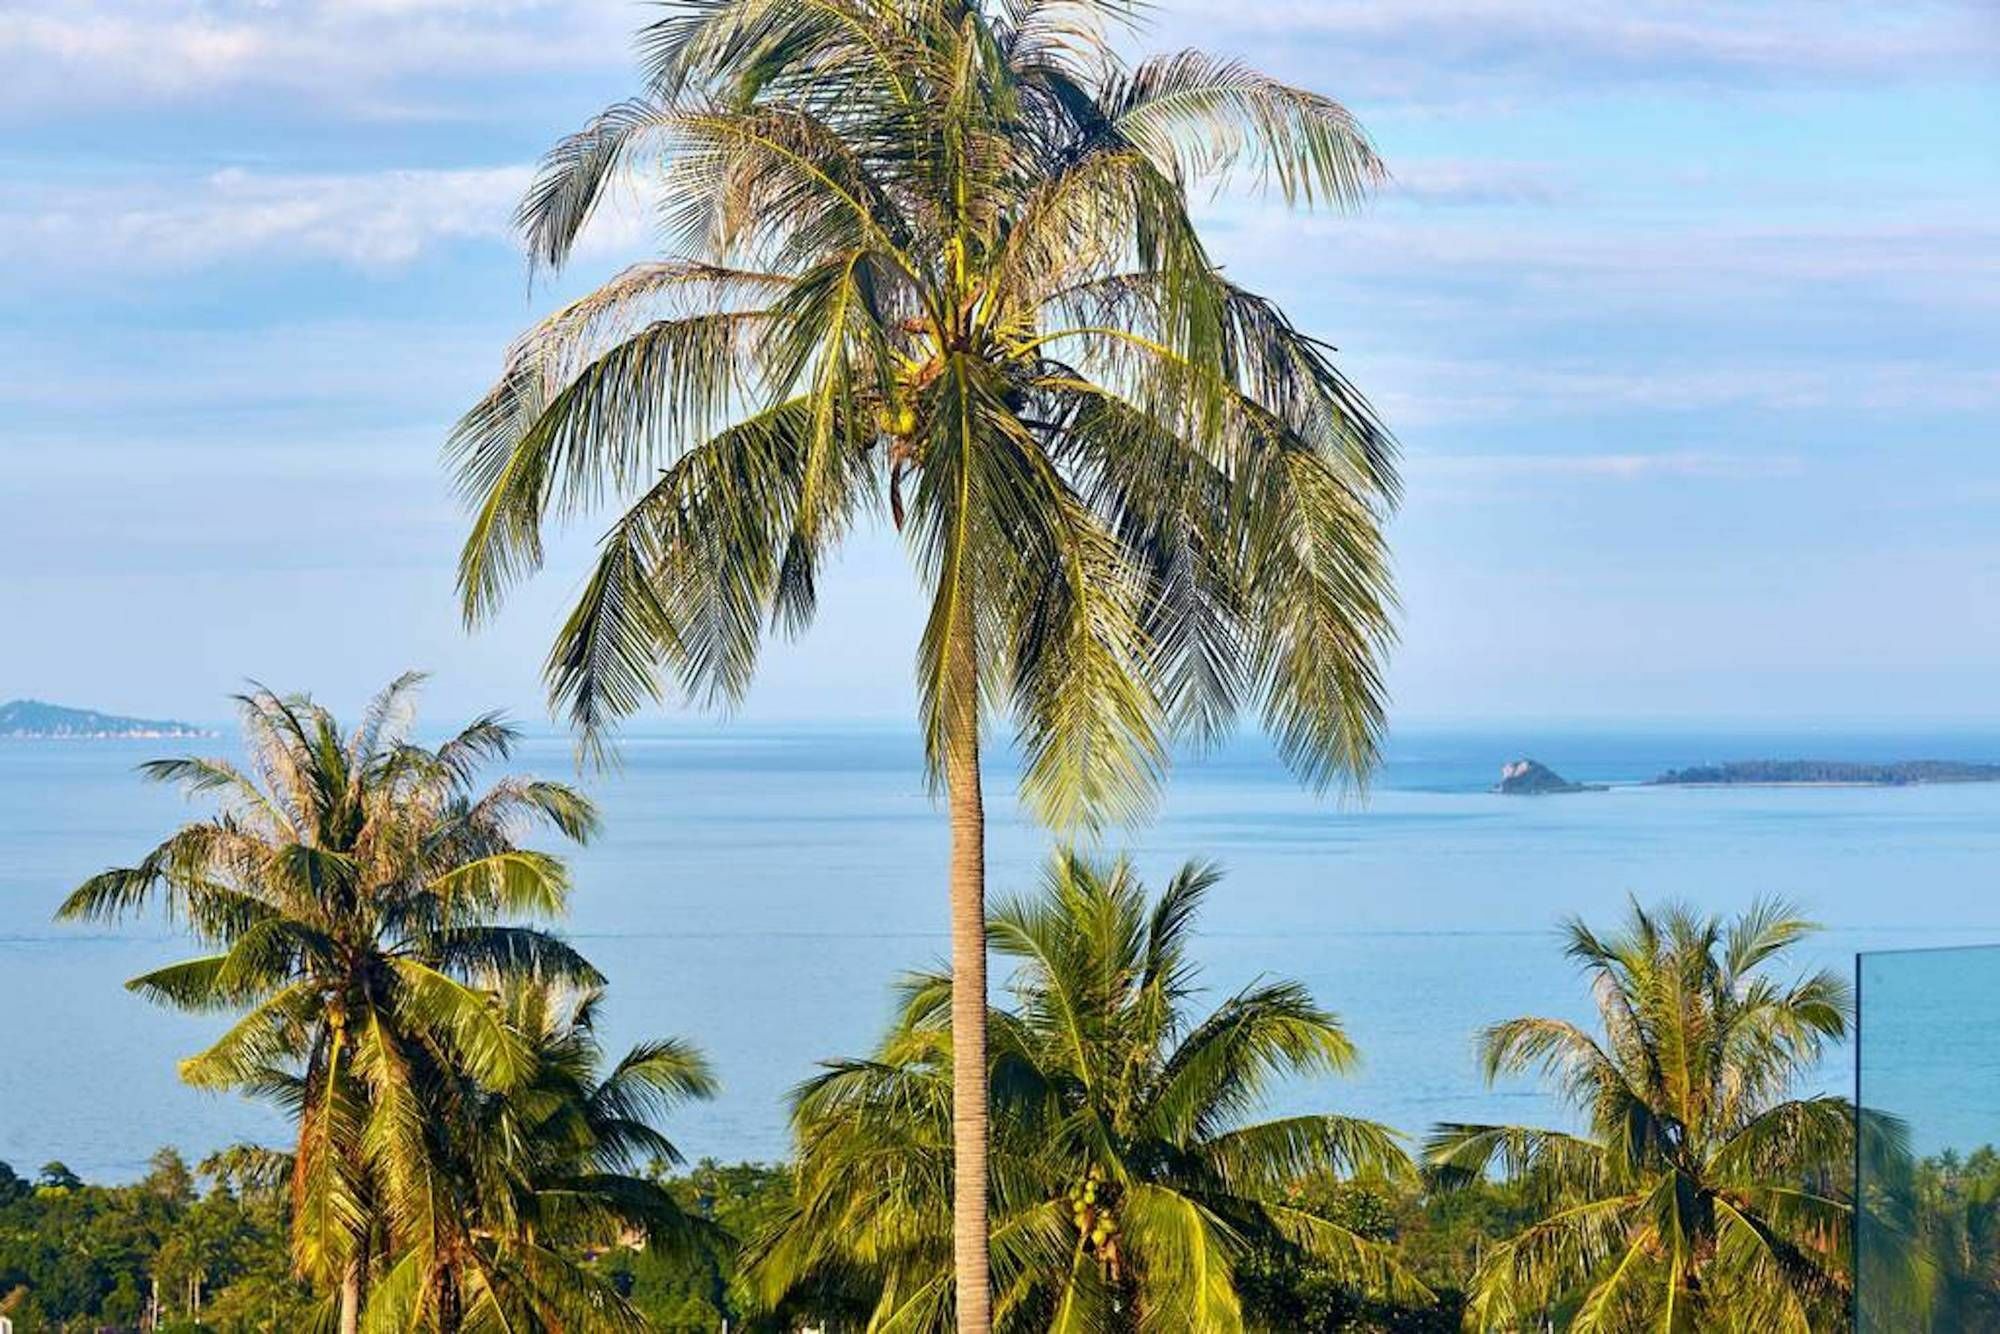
[450,0,1399,821]
[56,675,603,1312]
[1426,899,1854,1332]
[753,854,1424,1329]
[369,980,719,1331]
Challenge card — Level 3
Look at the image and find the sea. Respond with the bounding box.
[5,723,1999,1180]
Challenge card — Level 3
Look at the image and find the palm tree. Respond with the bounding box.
[57,675,601,1333]
[368,980,719,1331]
[1426,899,1854,1332]
[449,4,1399,1324]
[751,852,1425,1329]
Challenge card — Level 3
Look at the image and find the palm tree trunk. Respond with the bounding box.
[340,1257,362,1334]
[945,626,991,1334]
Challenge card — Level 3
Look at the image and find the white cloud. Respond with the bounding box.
[1205,198,2000,321]
[1409,449,1802,481]
[1364,357,2000,428]
[1385,159,1563,207]
[0,0,633,115]
[0,163,669,272]
[1160,0,1998,100]
[3,0,1991,119]
[0,11,264,97]
[3,165,530,269]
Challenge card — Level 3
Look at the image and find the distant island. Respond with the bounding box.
[0,699,211,739]
[1649,759,2000,787]
[1494,759,1605,795]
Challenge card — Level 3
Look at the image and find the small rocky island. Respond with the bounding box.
[1494,759,1605,795]
[1649,759,2000,787]
[0,699,210,739]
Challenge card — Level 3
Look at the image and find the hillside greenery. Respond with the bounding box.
[0,700,207,739]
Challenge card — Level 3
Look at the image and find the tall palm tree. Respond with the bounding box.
[1426,899,1853,1332]
[449,4,1398,1324]
[57,676,601,1333]
[751,853,1425,1329]
[368,980,719,1331]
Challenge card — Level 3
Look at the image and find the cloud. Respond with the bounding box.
[0,10,264,97]
[1385,160,1563,207]
[1206,199,2000,322]
[1,165,530,270]
[1162,1,1999,100]
[0,0,633,116]
[4,0,1992,121]
[1363,357,2000,428]
[0,163,651,272]
[1410,449,1802,481]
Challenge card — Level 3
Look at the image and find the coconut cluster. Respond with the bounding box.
[1065,1164,1122,1264]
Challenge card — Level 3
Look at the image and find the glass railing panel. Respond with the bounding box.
[1856,945,2000,1331]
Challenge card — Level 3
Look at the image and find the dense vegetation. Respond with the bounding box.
[1858,1141,2000,1329]
[0,699,206,739]
[0,1151,1538,1332]
[33,1137,1994,1331]
[0,1151,1550,1332]
[0,1150,308,1332]
[1649,760,2000,786]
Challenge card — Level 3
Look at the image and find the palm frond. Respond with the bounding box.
[1108,51,1386,208]
[387,958,533,1091]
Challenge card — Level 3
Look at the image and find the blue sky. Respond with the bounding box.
[2,0,1996,728]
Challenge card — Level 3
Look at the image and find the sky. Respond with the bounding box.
[2,0,1997,730]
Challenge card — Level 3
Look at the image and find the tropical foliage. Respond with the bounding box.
[1427,899,1854,1332]
[363,981,718,1331]
[749,853,1426,1329]
[451,0,1399,804]
[53,677,710,1332]
[450,1,1401,1320]
[0,1149,312,1333]
[0,1151,792,1334]
[592,1161,811,1332]
[1855,1135,2000,1331]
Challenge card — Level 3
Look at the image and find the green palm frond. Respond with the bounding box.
[1424,1122,1609,1195]
[454,0,1397,820]
[387,958,532,1091]
[1142,979,1359,1143]
[1106,51,1386,208]
[426,849,574,919]
[1443,899,1857,1329]
[758,853,1416,1324]
[545,397,821,743]
[516,97,678,271]
[1118,1181,1246,1330]
[177,981,321,1090]
[1256,1198,1432,1306]
[591,1036,720,1124]
[427,924,605,987]
[1200,1114,1412,1195]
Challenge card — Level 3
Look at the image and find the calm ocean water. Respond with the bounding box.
[6,724,2000,1179]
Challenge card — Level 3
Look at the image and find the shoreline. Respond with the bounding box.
[1649,779,2000,789]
